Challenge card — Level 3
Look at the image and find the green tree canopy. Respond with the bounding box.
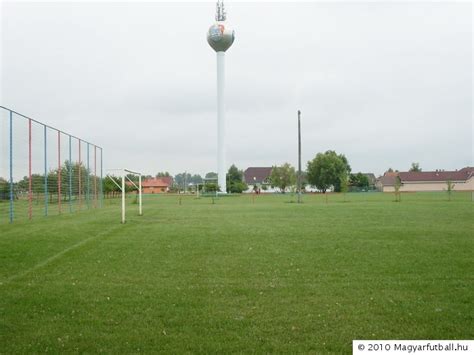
[103,175,122,196]
[269,163,296,193]
[409,162,421,172]
[0,177,9,200]
[189,174,203,185]
[204,182,219,192]
[349,173,369,188]
[174,173,192,190]
[340,171,349,200]
[205,172,218,180]
[306,150,351,193]
[226,164,247,193]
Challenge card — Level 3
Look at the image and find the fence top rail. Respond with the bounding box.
[0,105,102,149]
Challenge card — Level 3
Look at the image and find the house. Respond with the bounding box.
[398,168,474,192]
[244,167,273,185]
[243,167,274,192]
[375,172,399,192]
[141,178,171,194]
[376,167,474,192]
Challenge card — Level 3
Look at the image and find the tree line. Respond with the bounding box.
[155,150,374,194]
[268,151,372,193]
[0,155,429,199]
[155,168,248,194]
[0,161,99,201]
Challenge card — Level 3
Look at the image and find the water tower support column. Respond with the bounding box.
[217,51,226,193]
[207,0,234,195]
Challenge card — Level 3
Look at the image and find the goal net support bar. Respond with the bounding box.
[106,168,142,224]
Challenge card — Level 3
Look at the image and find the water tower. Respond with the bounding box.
[207,0,235,194]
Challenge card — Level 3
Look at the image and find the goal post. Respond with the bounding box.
[105,168,142,224]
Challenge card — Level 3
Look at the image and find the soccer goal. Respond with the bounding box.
[105,168,142,224]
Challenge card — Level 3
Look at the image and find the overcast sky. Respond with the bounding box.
[1,1,472,178]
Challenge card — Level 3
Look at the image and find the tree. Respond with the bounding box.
[269,163,296,193]
[387,168,394,173]
[446,180,455,201]
[174,172,192,192]
[103,175,122,198]
[409,162,421,172]
[226,164,248,193]
[126,173,139,186]
[204,182,219,193]
[156,172,170,178]
[340,172,349,202]
[394,176,402,202]
[227,164,242,183]
[0,177,9,200]
[16,174,45,202]
[349,173,369,189]
[306,150,351,193]
[189,174,203,185]
[205,172,218,179]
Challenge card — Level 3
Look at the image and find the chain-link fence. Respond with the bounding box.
[0,106,103,223]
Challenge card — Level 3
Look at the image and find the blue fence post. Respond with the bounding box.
[87,143,90,209]
[69,135,72,213]
[44,125,48,216]
[9,111,13,223]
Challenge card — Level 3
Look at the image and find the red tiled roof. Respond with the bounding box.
[142,178,170,188]
[399,170,473,182]
[377,168,474,186]
[244,167,273,184]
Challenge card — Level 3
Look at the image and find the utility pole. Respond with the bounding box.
[297,110,302,203]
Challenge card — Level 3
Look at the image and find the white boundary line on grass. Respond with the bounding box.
[1,224,122,285]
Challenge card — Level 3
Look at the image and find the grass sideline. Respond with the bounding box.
[0,192,473,353]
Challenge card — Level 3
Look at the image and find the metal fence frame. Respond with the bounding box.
[0,106,103,223]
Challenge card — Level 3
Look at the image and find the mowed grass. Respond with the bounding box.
[0,192,473,353]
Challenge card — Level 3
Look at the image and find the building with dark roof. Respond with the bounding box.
[244,167,273,185]
[376,167,474,192]
[243,167,279,192]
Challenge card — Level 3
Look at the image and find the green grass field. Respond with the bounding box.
[1,192,473,353]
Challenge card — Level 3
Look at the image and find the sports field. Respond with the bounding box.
[1,192,473,353]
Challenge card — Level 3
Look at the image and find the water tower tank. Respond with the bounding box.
[207,22,235,52]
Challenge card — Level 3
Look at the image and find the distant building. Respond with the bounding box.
[244,167,273,192]
[375,171,399,191]
[244,167,273,185]
[376,167,474,192]
[141,178,172,194]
